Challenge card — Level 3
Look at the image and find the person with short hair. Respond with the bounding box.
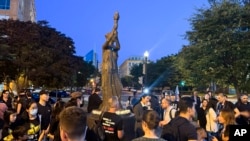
[87,88,102,113]
[159,98,176,127]
[132,110,166,141]
[234,93,250,125]
[216,93,240,118]
[161,97,197,141]
[37,90,52,137]
[59,106,87,141]
[101,96,123,141]
[12,126,28,141]
[133,94,151,138]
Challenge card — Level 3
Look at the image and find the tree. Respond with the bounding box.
[147,55,182,90]
[74,57,95,88]
[182,1,250,95]
[0,19,94,90]
[129,55,182,91]
[121,76,134,87]
[130,63,143,85]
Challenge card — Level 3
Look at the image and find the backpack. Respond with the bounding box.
[161,117,186,141]
[93,112,105,141]
[169,107,180,120]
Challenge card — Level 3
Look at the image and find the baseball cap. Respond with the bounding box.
[70,91,83,99]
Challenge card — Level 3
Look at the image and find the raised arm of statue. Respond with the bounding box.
[113,11,119,30]
[102,31,114,50]
[113,31,120,51]
[102,11,120,50]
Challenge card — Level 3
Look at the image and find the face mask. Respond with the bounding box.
[30,109,38,116]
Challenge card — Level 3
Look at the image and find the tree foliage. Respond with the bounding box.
[147,55,182,89]
[178,1,250,94]
[129,55,181,90]
[130,63,143,88]
[121,76,134,87]
[0,19,94,90]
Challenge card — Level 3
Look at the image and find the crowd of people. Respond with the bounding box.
[122,90,250,141]
[0,89,87,141]
[0,88,249,141]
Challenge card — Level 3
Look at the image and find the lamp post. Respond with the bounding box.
[143,51,149,88]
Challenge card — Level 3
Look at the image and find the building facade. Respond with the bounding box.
[84,49,98,68]
[119,56,144,78]
[0,0,36,22]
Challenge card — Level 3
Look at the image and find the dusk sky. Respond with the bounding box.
[36,0,209,65]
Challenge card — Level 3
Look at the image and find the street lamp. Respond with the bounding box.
[143,51,149,87]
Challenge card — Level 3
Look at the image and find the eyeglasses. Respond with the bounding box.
[4,93,9,94]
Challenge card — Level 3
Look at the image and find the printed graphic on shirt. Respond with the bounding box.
[102,117,115,134]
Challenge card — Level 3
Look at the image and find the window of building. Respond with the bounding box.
[0,0,10,10]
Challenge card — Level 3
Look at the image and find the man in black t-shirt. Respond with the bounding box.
[235,94,250,125]
[216,93,240,117]
[87,88,102,113]
[37,90,52,134]
[161,97,197,141]
[101,96,123,141]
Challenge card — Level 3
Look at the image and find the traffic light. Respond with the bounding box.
[180,81,185,86]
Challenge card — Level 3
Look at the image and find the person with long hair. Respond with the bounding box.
[47,100,65,141]
[21,100,43,141]
[197,99,218,134]
[211,109,236,141]
[0,90,13,110]
[133,110,166,141]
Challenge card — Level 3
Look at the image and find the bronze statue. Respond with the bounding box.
[101,11,123,110]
